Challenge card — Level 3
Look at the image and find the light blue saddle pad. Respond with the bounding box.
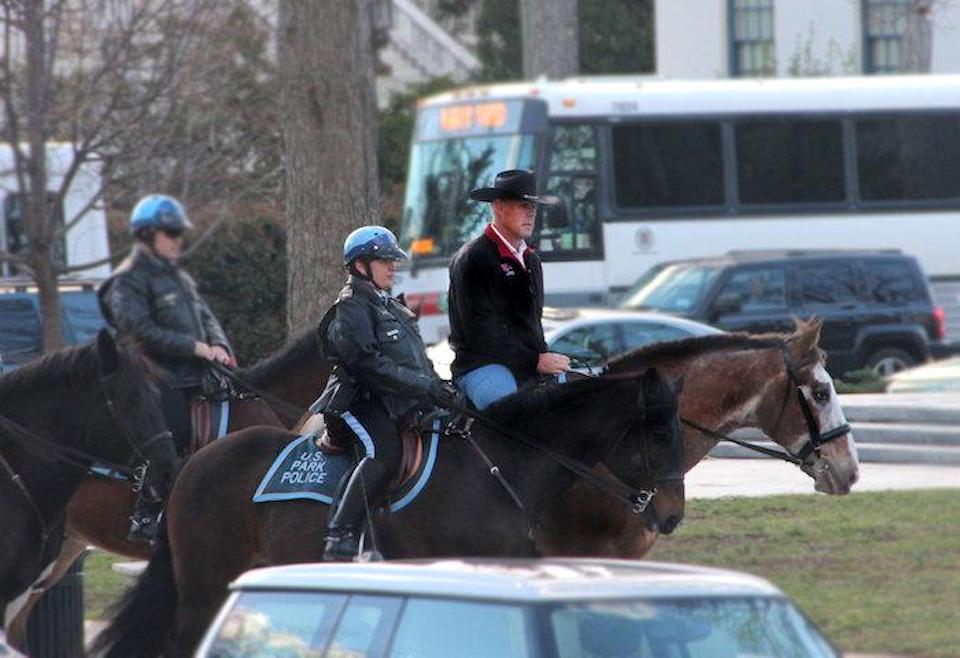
[252,420,441,513]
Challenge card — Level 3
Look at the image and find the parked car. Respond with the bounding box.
[620,249,951,377]
[885,356,960,393]
[0,278,106,370]
[426,307,722,379]
[196,558,840,658]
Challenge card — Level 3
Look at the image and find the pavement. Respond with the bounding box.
[687,457,960,498]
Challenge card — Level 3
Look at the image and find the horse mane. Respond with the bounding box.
[0,336,158,401]
[0,342,102,398]
[238,329,321,386]
[484,374,641,438]
[607,321,824,373]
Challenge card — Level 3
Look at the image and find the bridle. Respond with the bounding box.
[0,366,171,559]
[682,346,851,466]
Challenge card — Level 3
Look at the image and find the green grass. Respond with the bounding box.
[649,489,960,658]
[84,550,129,620]
[82,490,960,657]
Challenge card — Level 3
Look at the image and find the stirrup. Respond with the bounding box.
[127,515,159,544]
[322,530,360,562]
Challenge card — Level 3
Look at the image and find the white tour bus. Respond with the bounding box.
[0,143,110,279]
[394,74,960,344]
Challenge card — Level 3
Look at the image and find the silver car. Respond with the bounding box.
[197,558,839,658]
[427,307,722,379]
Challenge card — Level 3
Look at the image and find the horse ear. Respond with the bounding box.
[96,329,120,373]
[639,367,660,405]
[673,375,685,397]
[787,316,822,364]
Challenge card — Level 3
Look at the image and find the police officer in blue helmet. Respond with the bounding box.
[312,225,464,561]
[98,194,234,543]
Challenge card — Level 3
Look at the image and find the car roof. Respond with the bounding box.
[231,558,782,602]
[657,249,910,269]
[541,307,722,334]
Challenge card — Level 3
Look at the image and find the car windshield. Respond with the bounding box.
[620,263,720,314]
[549,597,838,658]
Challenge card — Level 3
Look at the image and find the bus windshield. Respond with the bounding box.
[400,133,537,259]
[620,263,721,314]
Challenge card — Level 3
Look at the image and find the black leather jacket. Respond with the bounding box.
[97,246,231,387]
[312,277,437,419]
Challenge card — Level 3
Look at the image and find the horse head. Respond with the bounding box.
[754,318,860,495]
[93,330,171,465]
[605,368,686,535]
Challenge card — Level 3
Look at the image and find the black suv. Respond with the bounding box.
[619,250,950,376]
[0,278,107,371]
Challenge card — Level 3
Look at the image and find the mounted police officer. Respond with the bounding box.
[97,194,235,543]
[312,225,463,562]
[448,170,571,410]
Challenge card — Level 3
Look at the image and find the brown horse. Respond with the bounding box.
[0,332,170,634]
[92,368,686,657]
[535,317,860,558]
[6,331,326,648]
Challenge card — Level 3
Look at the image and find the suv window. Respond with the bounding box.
[795,263,860,305]
[716,267,788,312]
[862,260,923,304]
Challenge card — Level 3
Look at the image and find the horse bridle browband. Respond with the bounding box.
[682,346,851,466]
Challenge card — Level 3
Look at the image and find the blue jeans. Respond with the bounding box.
[456,364,518,411]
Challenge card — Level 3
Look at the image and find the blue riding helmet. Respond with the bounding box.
[129,194,193,234]
[342,226,407,266]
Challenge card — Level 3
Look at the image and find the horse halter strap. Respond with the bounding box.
[776,347,852,462]
[682,346,851,466]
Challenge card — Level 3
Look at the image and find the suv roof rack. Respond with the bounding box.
[0,275,104,293]
[725,248,903,259]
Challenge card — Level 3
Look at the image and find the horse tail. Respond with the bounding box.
[88,522,177,658]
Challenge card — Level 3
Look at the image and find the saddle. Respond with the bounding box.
[188,369,238,454]
[300,413,428,491]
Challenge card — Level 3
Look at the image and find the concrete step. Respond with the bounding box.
[851,422,960,446]
[840,393,960,425]
[710,440,960,465]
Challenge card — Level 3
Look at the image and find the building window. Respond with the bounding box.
[729,0,776,77]
[863,0,909,73]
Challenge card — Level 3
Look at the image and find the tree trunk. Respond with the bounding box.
[521,0,579,79]
[22,0,63,351]
[279,0,381,336]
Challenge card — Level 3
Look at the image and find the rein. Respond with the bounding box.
[209,363,310,423]
[682,346,851,465]
[452,405,658,515]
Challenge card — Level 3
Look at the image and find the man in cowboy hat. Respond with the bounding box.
[447,169,570,410]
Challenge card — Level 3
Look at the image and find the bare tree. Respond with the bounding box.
[0,0,280,352]
[279,0,381,335]
[521,0,579,79]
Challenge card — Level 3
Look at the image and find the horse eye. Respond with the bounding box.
[812,386,830,404]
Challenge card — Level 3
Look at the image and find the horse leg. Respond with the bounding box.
[5,536,87,651]
[67,477,150,559]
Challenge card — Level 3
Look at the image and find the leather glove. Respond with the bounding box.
[429,380,466,410]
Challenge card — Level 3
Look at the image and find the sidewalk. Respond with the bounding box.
[687,457,960,499]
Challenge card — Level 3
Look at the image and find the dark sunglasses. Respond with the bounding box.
[161,228,185,239]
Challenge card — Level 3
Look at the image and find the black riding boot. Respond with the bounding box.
[323,457,391,562]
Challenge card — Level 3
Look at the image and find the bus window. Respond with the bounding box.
[856,114,960,202]
[612,122,724,209]
[735,119,845,205]
[538,124,600,257]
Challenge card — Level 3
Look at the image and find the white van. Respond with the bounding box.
[0,143,110,279]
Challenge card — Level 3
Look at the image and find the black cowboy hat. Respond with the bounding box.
[469,169,559,205]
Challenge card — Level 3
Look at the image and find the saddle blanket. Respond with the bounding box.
[252,422,441,513]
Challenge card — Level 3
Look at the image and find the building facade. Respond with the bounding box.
[656,0,960,78]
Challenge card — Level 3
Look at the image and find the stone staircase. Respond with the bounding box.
[709,392,960,465]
